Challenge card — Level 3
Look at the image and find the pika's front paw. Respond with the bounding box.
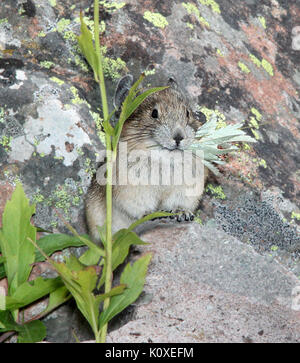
[175,211,194,222]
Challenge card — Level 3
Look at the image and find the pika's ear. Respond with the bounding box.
[113,74,133,110]
[167,76,179,91]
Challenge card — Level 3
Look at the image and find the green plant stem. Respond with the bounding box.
[94,0,113,343]
[94,0,109,121]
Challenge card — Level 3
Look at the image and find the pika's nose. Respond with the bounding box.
[173,132,184,146]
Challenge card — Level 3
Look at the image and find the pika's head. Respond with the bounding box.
[121,87,200,152]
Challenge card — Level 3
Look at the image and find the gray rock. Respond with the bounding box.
[108,223,300,343]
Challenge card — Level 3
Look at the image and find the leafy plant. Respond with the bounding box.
[0,183,86,342]
[189,114,256,175]
[75,0,169,342]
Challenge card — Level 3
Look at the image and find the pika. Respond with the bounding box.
[86,79,207,241]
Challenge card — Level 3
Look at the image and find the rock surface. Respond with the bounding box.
[0,0,299,342]
[108,223,300,343]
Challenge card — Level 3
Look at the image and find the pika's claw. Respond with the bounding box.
[168,210,195,223]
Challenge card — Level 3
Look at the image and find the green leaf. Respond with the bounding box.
[4,276,63,311]
[77,13,99,81]
[0,264,5,279]
[0,311,46,343]
[41,286,71,317]
[96,228,148,288]
[99,253,152,328]
[0,232,88,279]
[0,310,16,331]
[79,226,106,265]
[17,320,46,343]
[112,74,145,148]
[52,256,101,335]
[0,183,36,295]
[124,86,168,121]
[51,255,125,337]
[35,233,87,262]
[128,211,176,231]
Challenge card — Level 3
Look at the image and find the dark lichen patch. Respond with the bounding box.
[214,192,300,256]
[198,78,246,112]
[253,126,300,200]
[121,40,151,69]
[216,0,251,30]
[20,0,36,18]
[152,0,174,17]
[21,149,80,192]
[0,84,35,111]
[0,58,24,69]
[39,32,68,59]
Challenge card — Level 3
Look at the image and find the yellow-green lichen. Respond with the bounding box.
[258,158,267,168]
[50,76,64,86]
[199,106,227,128]
[73,54,89,72]
[48,0,56,6]
[143,11,169,29]
[238,61,251,74]
[216,48,224,57]
[251,107,262,121]
[0,107,5,123]
[84,157,96,175]
[99,0,126,12]
[291,211,300,221]
[186,22,194,30]
[76,147,84,156]
[103,56,126,81]
[40,60,55,69]
[37,31,46,37]
[47,182,83,217]
[205,184,226,199]
[56,18,71,33]
[90,110,106,145]
[183,3,210,27]
[0,18,8,25]
[243,143,251,151]
[198,0,221,14]
[249,116,259,129]
[63,30,78,42]
[258,16,266,29]
[0,135,11,152]
[70,86,86,105]
[249,107,262,138]
[249,53,261,68]
[251,129,260,140]
[144,68,156,76]
[32,191,45,203]
[261,59,274,76]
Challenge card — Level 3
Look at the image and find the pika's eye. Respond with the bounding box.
[151,108,159,119]
[186,109,190,118]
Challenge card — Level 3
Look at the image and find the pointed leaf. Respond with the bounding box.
[4,276,63,311]
[124,86,168,121]
[99,254,152,328]
[96,228,148,288]
[35,233,87,262]
[77,13,99,80]
[41,286,71,316]
[0,183,36,295]
[0,311,46,343]
[17,320,46,343]
[128,211,176,231]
